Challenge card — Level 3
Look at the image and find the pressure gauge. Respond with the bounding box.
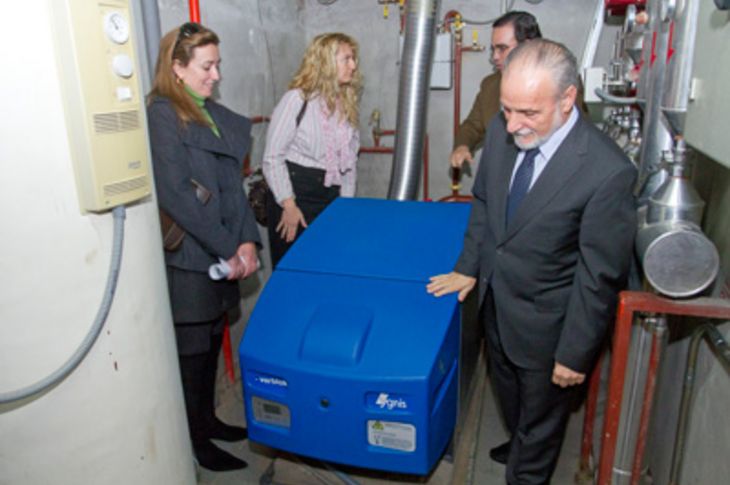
[103,11,130,44]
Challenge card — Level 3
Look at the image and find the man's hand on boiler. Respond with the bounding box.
[426,272,476,302]
[552,362,586,388]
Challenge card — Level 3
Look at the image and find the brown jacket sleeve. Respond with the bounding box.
[453,71,502,152]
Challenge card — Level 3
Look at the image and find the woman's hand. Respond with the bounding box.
[277,198,308,242]
[236,242,259,279]
[225,243,259,280]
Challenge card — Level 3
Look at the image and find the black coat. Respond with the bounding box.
[148,96,261,323]
[454,113,637,373]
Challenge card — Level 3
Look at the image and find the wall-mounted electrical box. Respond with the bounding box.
[51,0,151,213]
[684,1,730,168]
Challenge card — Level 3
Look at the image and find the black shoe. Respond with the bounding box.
[489,441,511,464]
[209,417,248,442]
[194,440,248,471]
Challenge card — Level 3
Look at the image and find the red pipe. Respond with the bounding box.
[578,352,604,479]
[188,0,201,23]
[451,28,463,197]
[222,314,235,383]
[359,146,394,154]
[597,294,637,485]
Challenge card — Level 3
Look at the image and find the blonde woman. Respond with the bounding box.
[263,32,362,267]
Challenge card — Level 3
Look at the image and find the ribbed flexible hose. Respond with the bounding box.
[0,205,126,404]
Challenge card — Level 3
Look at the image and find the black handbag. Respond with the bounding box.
[247,167,269,226]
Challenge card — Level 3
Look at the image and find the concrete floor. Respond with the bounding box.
[196,366,587,485]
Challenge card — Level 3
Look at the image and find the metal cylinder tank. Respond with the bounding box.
[636,220,719,298]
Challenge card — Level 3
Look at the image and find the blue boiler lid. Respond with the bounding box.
[277,198,471,283]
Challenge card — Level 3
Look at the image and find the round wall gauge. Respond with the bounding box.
[104,12,129,44]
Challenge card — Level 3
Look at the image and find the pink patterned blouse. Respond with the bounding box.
[262,89,360,204]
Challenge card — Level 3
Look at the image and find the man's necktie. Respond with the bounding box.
[506,148,539,225]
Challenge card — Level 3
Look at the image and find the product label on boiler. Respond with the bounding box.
[367,420,416,452]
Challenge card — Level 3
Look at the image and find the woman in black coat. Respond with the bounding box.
[147,22,260,472]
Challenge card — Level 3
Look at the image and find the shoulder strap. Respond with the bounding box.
[295,99,308,127]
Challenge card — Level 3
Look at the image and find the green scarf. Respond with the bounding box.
[185,85,220,138]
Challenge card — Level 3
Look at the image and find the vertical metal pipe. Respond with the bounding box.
[636,0,673,200]
[387,0,441,201]
[136,0,161,93]
[613,320,653,484]
[629,316,668,485]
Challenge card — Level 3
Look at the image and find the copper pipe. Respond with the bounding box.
[188,0,200,23]
[438,194,472,203]
[451,29,463,197]
[359,146,395,154]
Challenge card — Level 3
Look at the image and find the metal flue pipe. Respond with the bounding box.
[387,0,441,200]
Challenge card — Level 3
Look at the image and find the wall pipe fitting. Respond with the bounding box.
[669,323,730,485]
[387,0,441,200]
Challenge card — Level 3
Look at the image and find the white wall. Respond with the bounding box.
[0,3,194,484]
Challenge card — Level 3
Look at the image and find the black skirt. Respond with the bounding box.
[266,161,340,267]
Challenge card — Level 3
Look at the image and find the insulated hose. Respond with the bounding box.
[0,205,126,404]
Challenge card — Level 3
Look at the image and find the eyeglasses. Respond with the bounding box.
[172,22,203,58]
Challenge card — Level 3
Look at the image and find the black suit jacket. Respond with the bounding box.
[454,113,636,373]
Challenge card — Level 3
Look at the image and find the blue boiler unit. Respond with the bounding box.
[239,198,471,475]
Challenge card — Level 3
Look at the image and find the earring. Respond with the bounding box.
[176,77,183,86]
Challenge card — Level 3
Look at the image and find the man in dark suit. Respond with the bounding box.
[428,39,636,484]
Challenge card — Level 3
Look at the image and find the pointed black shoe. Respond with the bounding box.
[194,440,248,471]
[489,441,511,464]
[209,417,248,442]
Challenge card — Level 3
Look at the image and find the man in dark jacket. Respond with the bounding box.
[449,11,542,168]
[429,39,636,484]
